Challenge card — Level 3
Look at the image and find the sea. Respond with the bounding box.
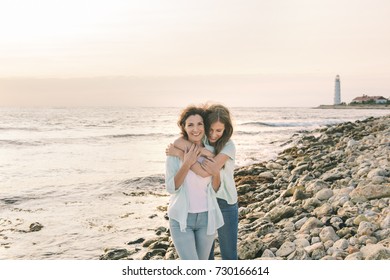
[0,107,389,259]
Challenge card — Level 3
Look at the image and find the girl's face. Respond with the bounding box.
[184,114,205,144]
[208,121,225,145]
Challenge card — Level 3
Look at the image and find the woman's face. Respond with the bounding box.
[208,121,225,145]
[184,114,205,144]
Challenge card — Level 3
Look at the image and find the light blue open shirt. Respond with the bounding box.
[165,144,224,235]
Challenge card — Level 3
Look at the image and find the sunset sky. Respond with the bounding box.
[1,0,389,107]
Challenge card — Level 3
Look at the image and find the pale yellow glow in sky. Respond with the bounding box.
[0,0,389,107]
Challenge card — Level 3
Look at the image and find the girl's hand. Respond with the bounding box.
[166,143,173,156]
[201,148,215,158]
[183,144,200,167]
[201,158,220,177]
[166,143,177,156]
[166,143,185,160]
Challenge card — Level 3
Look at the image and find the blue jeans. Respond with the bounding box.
[209,198,238,260]
[169,212,216,260]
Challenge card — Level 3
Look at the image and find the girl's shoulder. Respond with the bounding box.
[225,139,235,148]
[221,139,236,158]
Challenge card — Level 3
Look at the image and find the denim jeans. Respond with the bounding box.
[169,212,216,260]
[209,198,238,260]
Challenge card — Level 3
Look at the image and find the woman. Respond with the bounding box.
[166,104,238,260]
[165,105,224,260]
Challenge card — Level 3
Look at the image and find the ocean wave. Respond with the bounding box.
[0,127,40,131]
[0,140,45,147]
[240,121,277,127]
[240,120,343,128]
[0,132,176,147]
[235,128,301,136]
[235,131,261,136]
[108,133,176,138]
[118,174,165,188]
[0,195,40,206]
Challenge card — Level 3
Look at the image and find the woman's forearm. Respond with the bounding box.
[191,153,231,178]
[173,138,211,177]
[174,163,191,189]
[191,162,211,177]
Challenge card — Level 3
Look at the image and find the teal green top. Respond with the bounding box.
[204,139,238,204]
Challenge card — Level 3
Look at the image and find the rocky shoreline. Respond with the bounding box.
[101,114,390,260]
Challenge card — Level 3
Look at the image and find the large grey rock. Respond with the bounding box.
[313,203,333,217]
[333,239,349,250]
[100,248,131,260]
[265,205,295,223]
[294,238,310,248]
[350,184,390,202]
[380,213,390,229]
[357,221,379,237]
[315,189,334,201]
[238,236,264,260]
[306,180,330,193]
[261,249,276,258]
[141,249,166,260]
[287,248,311,260]
[29,222,44,232]
[360,244,390,260]
[319,226,340,242]
[304,242,324,255]
[299,217,323,233]
[276,241,296,257]
[345,252,363,260]
[367,168,389,178]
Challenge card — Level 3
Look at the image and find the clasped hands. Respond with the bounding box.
[166,143,219,176]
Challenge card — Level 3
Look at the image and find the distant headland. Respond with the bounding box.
[317,94,390,109]
[316,104,390,110]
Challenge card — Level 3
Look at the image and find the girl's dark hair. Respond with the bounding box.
[205,104,233,155]
[177,105,206,139]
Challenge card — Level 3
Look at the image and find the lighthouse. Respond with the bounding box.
[334,75,341,105]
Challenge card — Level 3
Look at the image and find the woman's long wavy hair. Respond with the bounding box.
[204,104,233,155]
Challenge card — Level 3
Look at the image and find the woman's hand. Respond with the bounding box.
[183,144,200,168]
[201,158,220,177]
